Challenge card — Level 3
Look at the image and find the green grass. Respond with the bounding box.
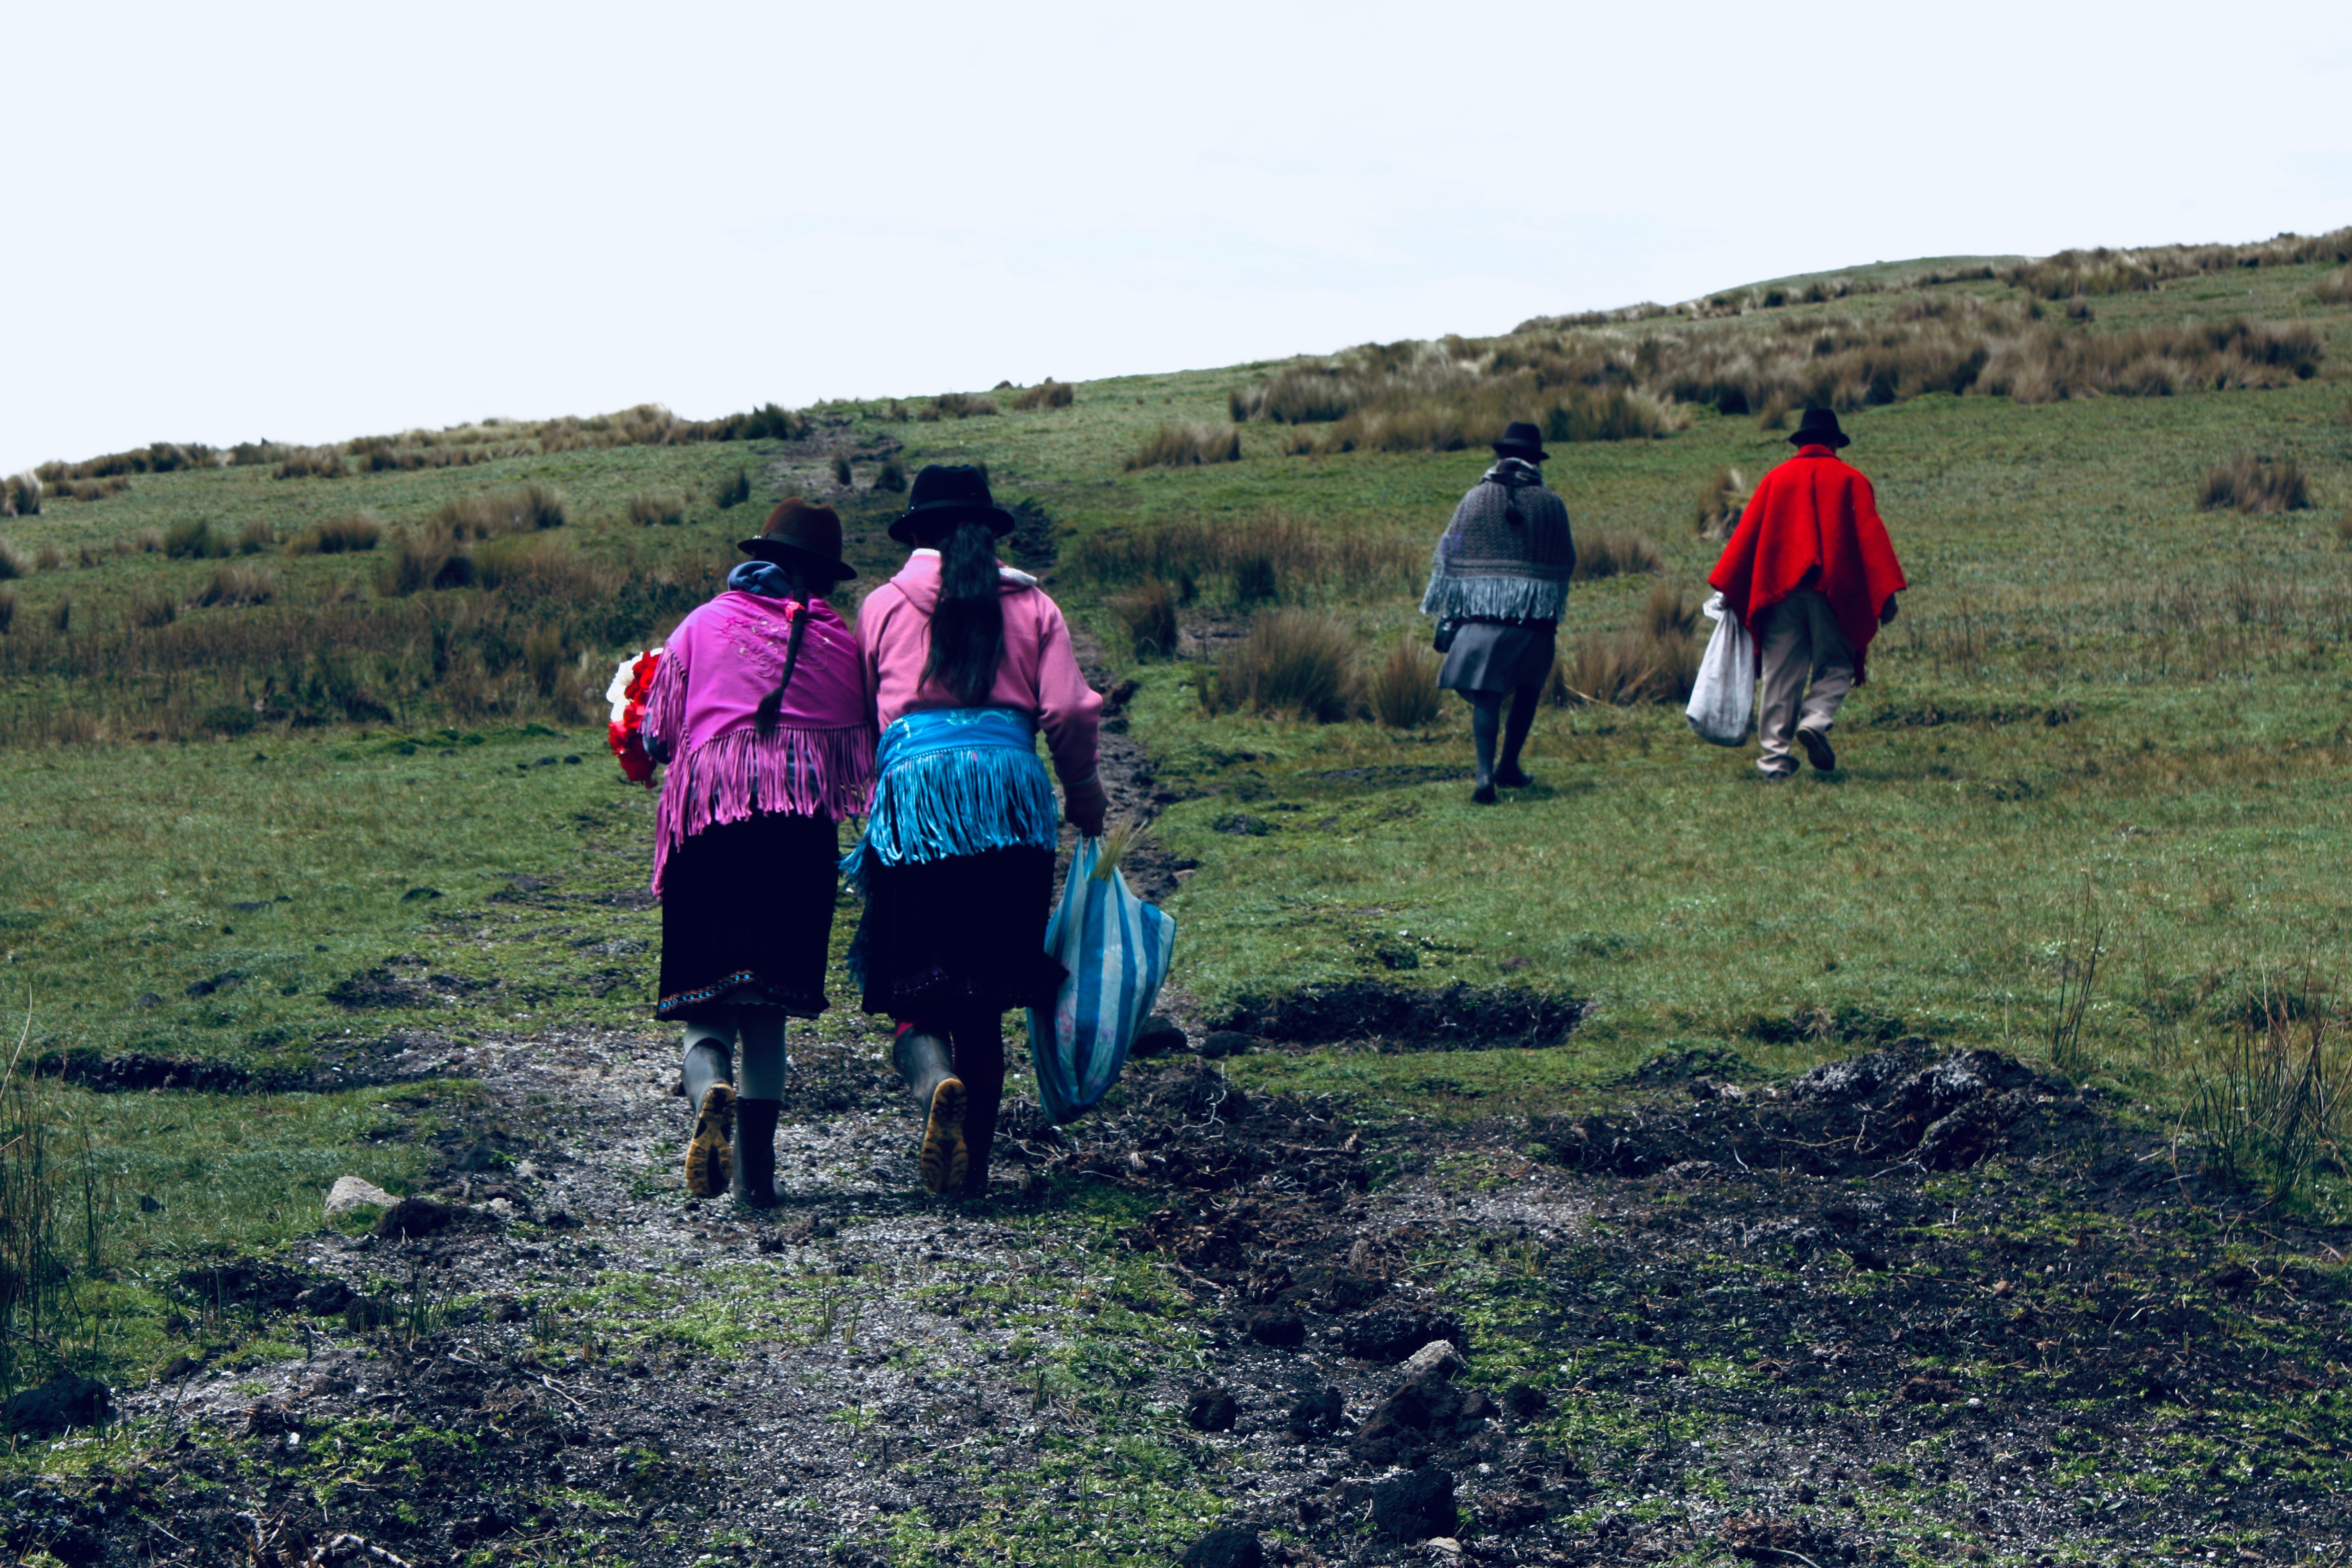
[0,240,2346,1419]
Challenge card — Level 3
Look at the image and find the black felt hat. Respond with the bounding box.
[1492,421,1550,462]
[1789,408,1851,448]
[739,497,857,582]
[889,463,1016,545]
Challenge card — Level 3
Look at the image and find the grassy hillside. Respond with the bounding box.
[1,229,2349,1565]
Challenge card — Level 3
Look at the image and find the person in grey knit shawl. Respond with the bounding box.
[1421,421,1575,804]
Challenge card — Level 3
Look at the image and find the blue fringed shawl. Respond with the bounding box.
[839,707,1058,888]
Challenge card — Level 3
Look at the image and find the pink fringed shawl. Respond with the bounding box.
[639,591,876,896]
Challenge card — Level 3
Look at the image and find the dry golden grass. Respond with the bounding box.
[234,518,277,555]
[628,491,687,528]
[1367,637,1442,729]
[0,543,25,582]
[128,589,176,630]
[285,513,383,556]
[1551,619,1700,706]
[1574,528,1663,581]
[1012,380,1075,411]
[2315,267,2352,306]
[1109,579,1180,660]
[1200,608,1358,722]
[192,565,279,608]
[1126,424,1243,471]
[3,474,40,518]
[1694,467,1749,540]
[272,449,348,480]
[2201,452,2312,514]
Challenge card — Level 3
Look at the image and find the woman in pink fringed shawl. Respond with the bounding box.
[638,499,876,1207]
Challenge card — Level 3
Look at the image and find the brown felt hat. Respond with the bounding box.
[739,498,856,582]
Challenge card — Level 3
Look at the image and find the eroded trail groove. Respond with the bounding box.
[28,1027,2350,1566]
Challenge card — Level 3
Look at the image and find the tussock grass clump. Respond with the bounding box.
[874,458,907,494]
[1551,619,1699,706]
[1643,583,1701,640]
[1126,424,1243,471]
[1368,638,1442,728]
[628,490,687,527]
[0,542,27,581]
[235,518,277,554]
[1110,580,1180,660]
[2004,228,2352,299]
[475,534,608,601]
[379,530,477,596]
[53,477,130,502]
[1573,528,1662,581]
[3,473,40,517]
[434,485,566,540]
[2201,452,2311,514]
[1695,468,1749,540]
[273,448,348,480]
[34,544,62,572]
[128,589,178,629]
[192,565,279,608]
[1201,608,1358,722]
[832,456,853,486]
[0,587,13,633]
[922,393,999,421]
[162,519,228,560]
[286,513,383,556]
[50,596,72,634]
[716,468,751,509]
[2314,267,2352,306]
[1070,514,1415,606]
[1013,380,1074,411]
[2188,980,2349,1204]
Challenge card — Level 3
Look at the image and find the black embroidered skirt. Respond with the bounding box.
[656,810,843,1023]
[847,846,1065,1019]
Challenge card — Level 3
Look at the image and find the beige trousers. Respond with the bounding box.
[1756,589,1854,775]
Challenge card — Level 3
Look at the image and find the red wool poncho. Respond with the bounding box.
[1707,445,1909,681]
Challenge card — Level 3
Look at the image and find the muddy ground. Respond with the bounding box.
[13,1018,2352,1567]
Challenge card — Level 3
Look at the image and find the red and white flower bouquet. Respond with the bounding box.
[604,648,663,785]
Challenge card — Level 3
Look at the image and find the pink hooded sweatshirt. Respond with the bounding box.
[857,551,1102,789]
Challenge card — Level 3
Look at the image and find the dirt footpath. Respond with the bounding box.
[21,1018,2352,1567]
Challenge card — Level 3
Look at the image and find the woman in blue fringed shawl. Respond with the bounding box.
[845,465,1107,1199]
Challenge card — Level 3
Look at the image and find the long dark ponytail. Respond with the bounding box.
[752,588,809,738]
[923,520,1005,705]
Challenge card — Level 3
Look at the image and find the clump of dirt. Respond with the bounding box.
[1217,980,1588,1050]
[1533,1044,2066,1177]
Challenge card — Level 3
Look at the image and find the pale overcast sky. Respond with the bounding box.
[5,0,2347,472]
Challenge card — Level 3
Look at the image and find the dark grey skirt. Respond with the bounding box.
[1438,619,1557,693]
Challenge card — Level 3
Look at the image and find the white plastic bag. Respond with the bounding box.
[1026,837,1177,1125]
[1685,593,1755,746]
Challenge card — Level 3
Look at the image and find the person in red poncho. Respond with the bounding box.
[1707,409,1907,778]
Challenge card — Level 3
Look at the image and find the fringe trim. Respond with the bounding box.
[1419,574,1569,622]
[841,746,1058,888]
[651,724,877,896]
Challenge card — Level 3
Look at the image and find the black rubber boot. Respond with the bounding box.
[731,1099,786,1208]
[681,1038,735,1199]
[891,1028,966,1195]
[951,1017,1007,1203]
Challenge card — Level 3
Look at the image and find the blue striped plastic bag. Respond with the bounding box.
[1026,836,1177,1125]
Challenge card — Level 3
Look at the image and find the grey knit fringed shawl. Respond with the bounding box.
[1419,458,1576,622]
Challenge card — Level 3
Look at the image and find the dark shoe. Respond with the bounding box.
[731,1098,786,1208]
[1470,783,1498,806]
[893,1029,967,1196]
[1494,764,1533,789]
[681,1039,735,1199]
[1796,727,1836,772]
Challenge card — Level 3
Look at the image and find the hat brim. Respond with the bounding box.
[1493,440,1551,463]
[888,500,1016,546]
[1787,430,1851,448]
[737,536,858,581]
